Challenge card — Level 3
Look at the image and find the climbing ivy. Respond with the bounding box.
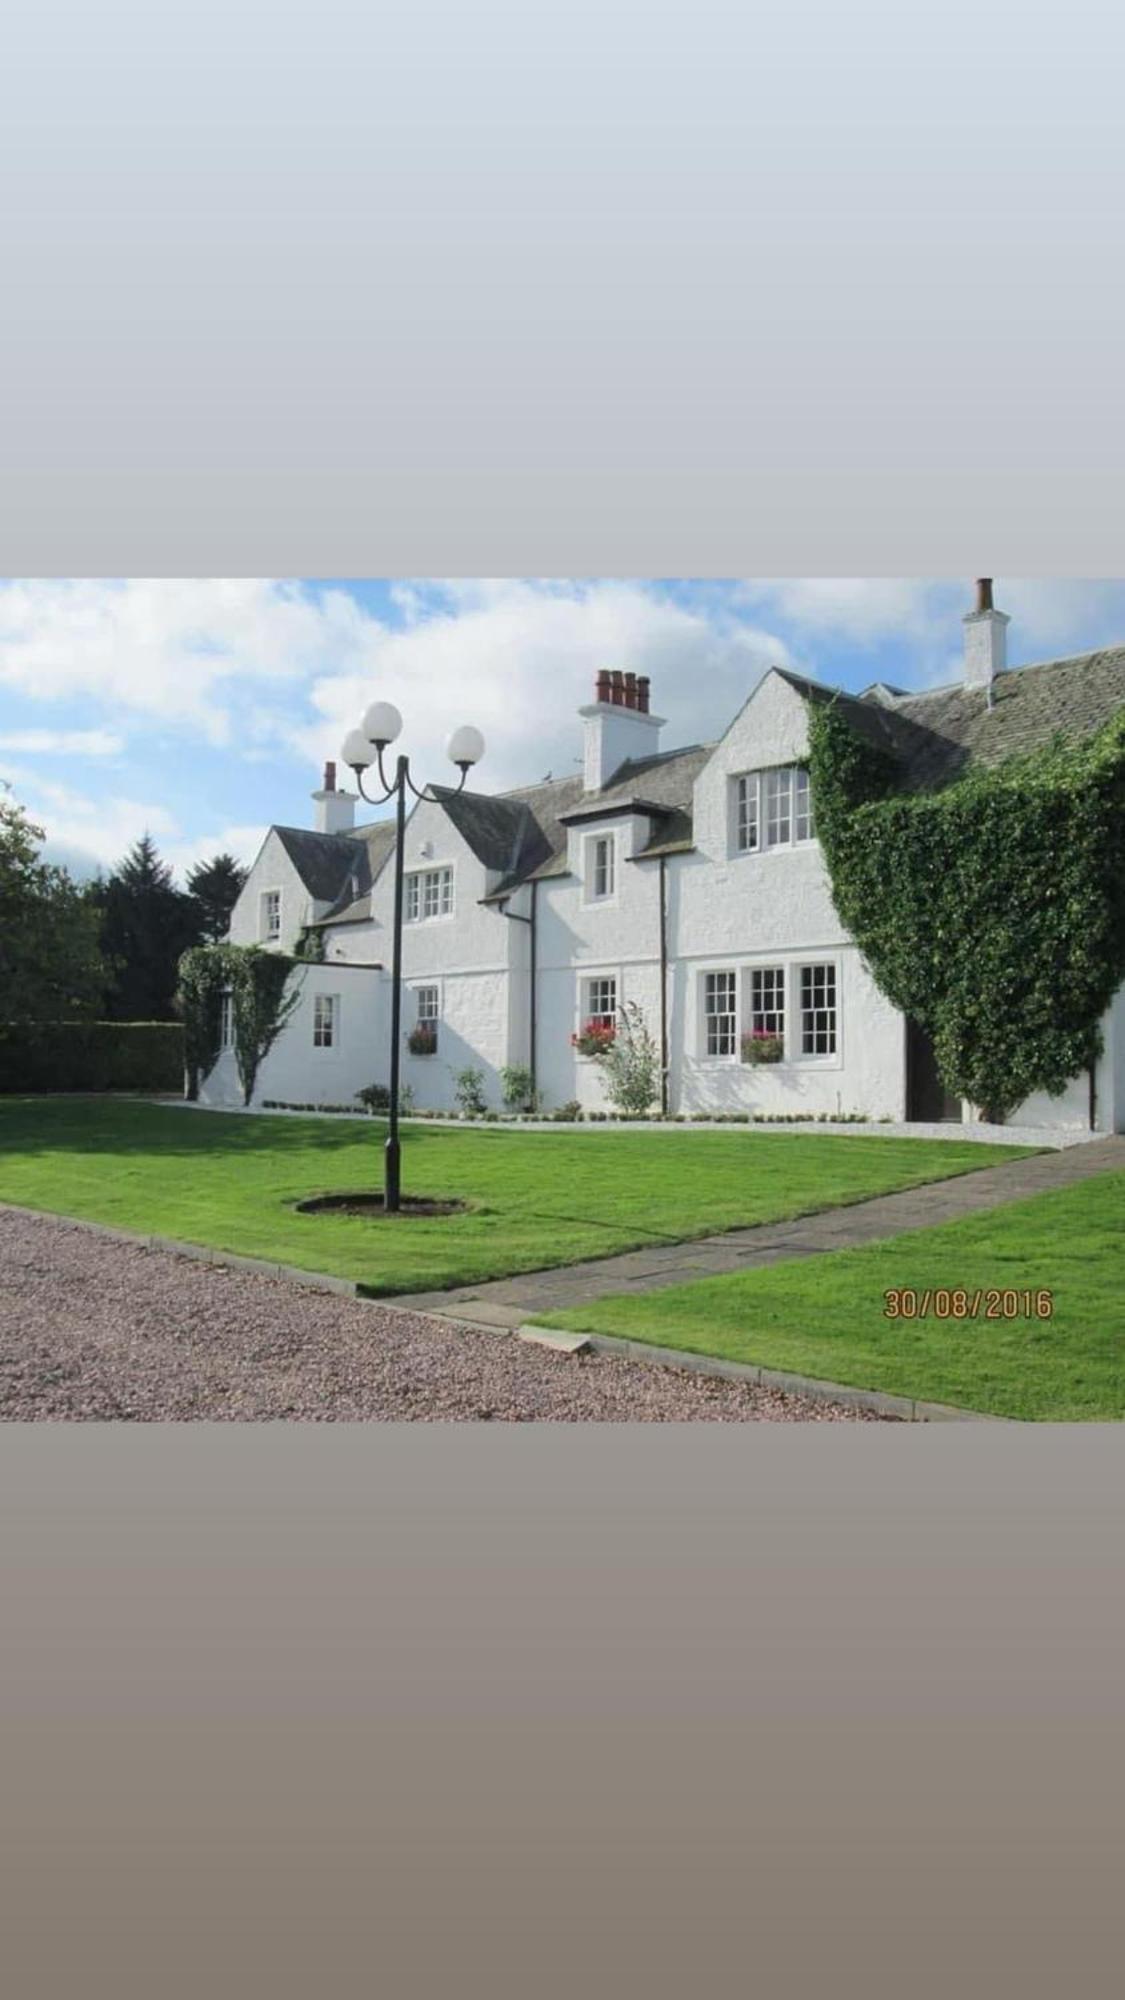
[177,944,305,1106]
[807,703,1125,1122]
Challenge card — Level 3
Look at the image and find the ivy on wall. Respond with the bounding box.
[807,704,1125,1121]
[177,945,305,1106]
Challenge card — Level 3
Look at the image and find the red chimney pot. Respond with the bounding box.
[596,669,611,704]
[324,760,336,791]
[610,670,625,705]
[637,676,650,714]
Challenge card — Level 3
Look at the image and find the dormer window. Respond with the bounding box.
[733,767,814,854]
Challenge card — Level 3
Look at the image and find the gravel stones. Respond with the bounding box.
[0,1209,888,1423]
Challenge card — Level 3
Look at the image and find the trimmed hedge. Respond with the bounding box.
[0,1022,184,1094]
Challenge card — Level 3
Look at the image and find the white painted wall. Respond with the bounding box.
[331,794,522,1111]
[227,830,319,952]
[1006,992,1125,1134]
[536,808,665,1111]
[671,670,907,1118]
[198,963,385,1110]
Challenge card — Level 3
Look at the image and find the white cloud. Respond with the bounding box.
[3,760,268,885]
[0,579,335,744]
[0,727,124,756]
[302,580,791,793]
[163,823,271,884]
[1,771,180,875]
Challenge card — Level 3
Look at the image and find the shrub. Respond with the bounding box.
[453,1066,488,1118]
[407,1023,437,1056]
[0,1022,184,1094]
[357,1082,391,1114]
[808,701,1125,1120]
[500,1063,538,1112]
[551,1099,583,1122]
[594,1002,662,1115]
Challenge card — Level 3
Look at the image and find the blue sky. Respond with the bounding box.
[2,577,1124,883]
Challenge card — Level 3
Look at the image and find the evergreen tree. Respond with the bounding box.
[0,792,108,1021]
[95,834,203,1020]
[186,852,247,944]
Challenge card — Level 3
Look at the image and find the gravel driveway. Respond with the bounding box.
[0,1209,886,1422]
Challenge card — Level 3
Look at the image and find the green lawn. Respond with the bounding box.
[537,1171,1125,1420]
[0,1097,1033,1297]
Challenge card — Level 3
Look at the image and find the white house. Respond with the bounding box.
[200,590,1125,1133]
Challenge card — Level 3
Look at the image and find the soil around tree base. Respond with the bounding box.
[295,1191,469,1219]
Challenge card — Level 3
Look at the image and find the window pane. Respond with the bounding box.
[750,967,785,1038]
[800,964,836,1056]
[313,993,336,1048]
[417,986,439,1022]
[703,969,737,1056]
[765,769,791,846]
[586,977,616,1026]
[794,768,814,841]
[406,876,420,921]
[736,775,758,852]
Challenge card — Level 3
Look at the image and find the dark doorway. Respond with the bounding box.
[906,1021,962,1122]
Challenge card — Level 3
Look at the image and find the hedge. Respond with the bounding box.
[0,1022,185,1094]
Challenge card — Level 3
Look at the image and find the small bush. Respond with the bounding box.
[453,1066,488,1118]
[500,1063,538,1113]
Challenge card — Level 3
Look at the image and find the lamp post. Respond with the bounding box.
[341,702,485,1213]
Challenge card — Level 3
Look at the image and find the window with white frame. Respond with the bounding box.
[703,970,738,1057]
[586,833,616,902]
[799,963,837,1056]
[583,975,617,1030]
[312,993,338,1049]
[765,768,791,847]
[750,966,785,1039]
[261,889,281,940]
[411,984,439,1054]
[735,773,759,852]
[732,767,814,854]
[219,991,234,1050]
[793,767,814,842]
[405,866,453,923]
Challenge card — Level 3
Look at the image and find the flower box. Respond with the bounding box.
[740,1029,784,1065]
[407,1024,438,1056]
[571,1018,617,1059]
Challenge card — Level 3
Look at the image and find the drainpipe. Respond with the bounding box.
[659,854,669,1116]
[1088,1059,1097,1133]
[495,883,538,1102]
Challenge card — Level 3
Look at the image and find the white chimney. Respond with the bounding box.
[580,671,665,792]
[963,579,1009,693]
[312,759,357,834]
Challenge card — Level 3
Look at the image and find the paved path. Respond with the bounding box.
[394,1135,1125,1325]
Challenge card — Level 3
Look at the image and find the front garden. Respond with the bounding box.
[0,1097,1032,1297]
[536,1170,1125,1420]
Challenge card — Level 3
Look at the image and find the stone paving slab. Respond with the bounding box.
[393,1135,1125,1319]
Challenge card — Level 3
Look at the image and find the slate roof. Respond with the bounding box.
[301,820,397,927]
[280,647,1125,929]
[273,826,365,904]
[873,647,1125,792]
[429,786,554,891]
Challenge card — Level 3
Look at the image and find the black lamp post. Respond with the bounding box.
[341,702,485,1213]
